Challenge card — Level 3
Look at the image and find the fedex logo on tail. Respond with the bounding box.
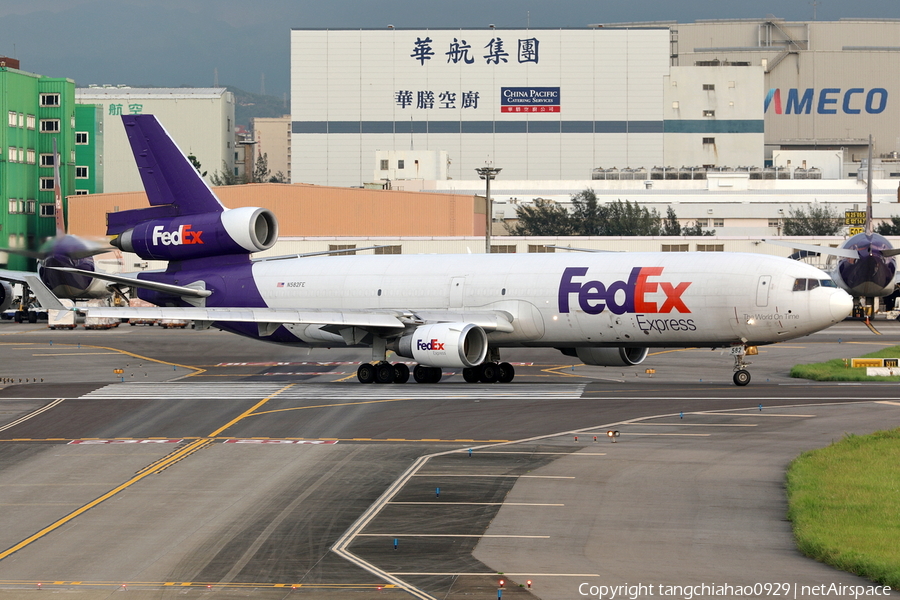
[152,224,204,246]
[558,267,691,315]
[417,338,446,351]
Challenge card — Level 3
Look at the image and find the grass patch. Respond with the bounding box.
[790,345,900,382]
[786,429,900,588]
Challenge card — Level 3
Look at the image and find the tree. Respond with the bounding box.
[682,221,716,236]
[661,206,681,236]
[569,189,606,235]
[604,200,662,236]
[782,204,842,236]
[210,161,242,186]
[187,153,206,178]
[507,198,575,236]
[876,216,900,236]
[253,153,271,184]
[269,171,288,183]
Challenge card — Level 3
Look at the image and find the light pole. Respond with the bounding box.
[476,166,501,253]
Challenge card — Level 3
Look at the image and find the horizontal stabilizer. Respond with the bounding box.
[49,267,212,299]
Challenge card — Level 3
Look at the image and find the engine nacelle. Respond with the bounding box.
[396,323,488,368]
[112,207,278,261]
[0,281,12,312]
[559,346,649,367]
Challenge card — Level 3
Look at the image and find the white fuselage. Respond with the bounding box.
[251,252,852,349]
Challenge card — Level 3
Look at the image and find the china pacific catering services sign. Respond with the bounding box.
[501,87,561,113]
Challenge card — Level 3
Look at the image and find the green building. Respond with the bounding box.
[0,58,78,271]
[74,104,103,198]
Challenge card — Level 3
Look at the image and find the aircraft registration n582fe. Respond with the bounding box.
[54,115,853,386]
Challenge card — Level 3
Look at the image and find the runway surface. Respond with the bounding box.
[0,320,898,599]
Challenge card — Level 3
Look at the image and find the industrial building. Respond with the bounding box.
[74,87,236,193]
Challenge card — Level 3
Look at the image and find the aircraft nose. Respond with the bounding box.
[829,289,854,321]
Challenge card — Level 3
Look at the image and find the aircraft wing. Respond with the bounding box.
[0,268,32,286]
[762,239,859,259]
[72,305,515,334]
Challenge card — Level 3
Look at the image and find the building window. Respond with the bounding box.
[713,219,724,228]
[40,154,55,167]
[528,245,556,253]
[696,244,725,252]
[662,244,689,252]
[26,200,35,215]
[40,93,60,107]
[17,148,24,163]
[75,189,89,196]
[768,219,781,228]
[379,159,389,170]
[490,245,517,254]
[75,131,89,144]
[40,177,55,191]
[702,137,715,145]
[40,204,56,217]
[702,110,715,117]
[26,115,35,129]
[328,244,357,256]
[8,199,19,214]
[703,84,715,91]
[75,166,89,179]
[26,149,35,164]
[694,219,709,227]
[397,160,405,169]
[7,111,16,127]
[40,119,60,132]
[374,245,402,255]
[7,147,16,162]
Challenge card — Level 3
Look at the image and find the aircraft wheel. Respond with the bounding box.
[498,362,515,383]
[27,312,38,323]
[357,363,376,384]
[413,364,432,383]
[733,370,751,386]
[14,311,23,323]
[462,367,480,383]
[479,362,499,383]
[374,362,394,384]
[392,363,410,384]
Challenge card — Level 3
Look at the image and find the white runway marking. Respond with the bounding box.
[79,382,587,400]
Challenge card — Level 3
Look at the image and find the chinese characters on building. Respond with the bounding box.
[395,90,480,110]
[107,103,144,116]
[411,36,540,66]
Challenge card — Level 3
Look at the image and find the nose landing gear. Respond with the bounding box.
[730,345,757,386]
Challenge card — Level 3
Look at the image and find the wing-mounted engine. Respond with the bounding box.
[111,207,278,261]
[394,323,488,368]
[558,346,649,366]
[0,281,13,312]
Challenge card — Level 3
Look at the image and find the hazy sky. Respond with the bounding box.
[1,0,899,98]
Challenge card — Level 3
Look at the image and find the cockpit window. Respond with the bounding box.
[793,278,836,291]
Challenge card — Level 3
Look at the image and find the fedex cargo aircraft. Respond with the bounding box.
[53,115,853,386]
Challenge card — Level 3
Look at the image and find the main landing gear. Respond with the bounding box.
[355,361,517,384]
[730,345,754,386]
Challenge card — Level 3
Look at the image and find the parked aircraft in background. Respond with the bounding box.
[765,136,900,312]
[0,140,115,321]
[49,115,853,385]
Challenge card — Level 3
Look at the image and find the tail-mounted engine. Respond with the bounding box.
[558,346,649,366]
[111,207,278,261]
[395,323,488,368]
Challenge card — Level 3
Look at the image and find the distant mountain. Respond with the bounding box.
[227,86,290,128]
